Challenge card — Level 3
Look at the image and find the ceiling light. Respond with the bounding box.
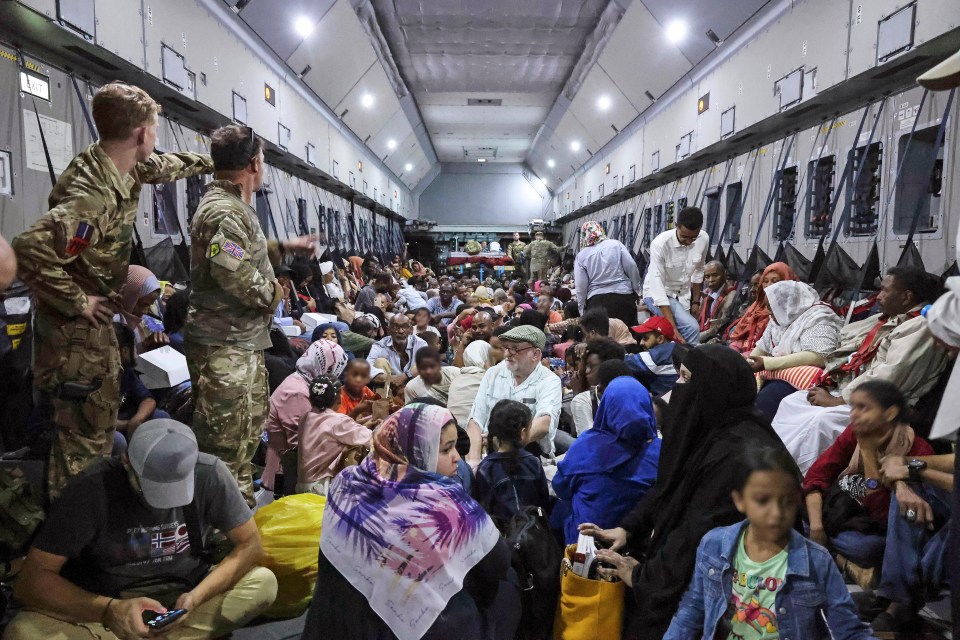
[477,158,486,163]
[404,163,413,171]
[665,20,688,43]
[547,159,556,168]
[597,95,611,111]
[387,138,397,150]
[294,16,314,38]
[570,141,581,152]
[360,93,374,108]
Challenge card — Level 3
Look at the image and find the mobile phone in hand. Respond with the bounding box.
[146,609,187,630]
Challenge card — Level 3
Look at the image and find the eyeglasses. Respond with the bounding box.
[502,344,536,357]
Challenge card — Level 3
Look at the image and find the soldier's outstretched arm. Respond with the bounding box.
[11,195,103,318]
[136,151,214,184]
[206,211,282,311]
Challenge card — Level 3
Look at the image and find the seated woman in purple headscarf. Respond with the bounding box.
[302,403,520,640]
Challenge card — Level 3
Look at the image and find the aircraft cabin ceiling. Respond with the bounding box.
[227,0,773,188]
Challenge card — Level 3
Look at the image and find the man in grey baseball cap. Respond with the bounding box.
[7,420,278,639]
[465,325,564,462]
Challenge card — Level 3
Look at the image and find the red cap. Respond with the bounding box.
[631,316,677,341]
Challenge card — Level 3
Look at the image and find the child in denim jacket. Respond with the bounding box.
[663,446,877,639]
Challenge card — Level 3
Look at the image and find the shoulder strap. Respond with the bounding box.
[182,499,208,560]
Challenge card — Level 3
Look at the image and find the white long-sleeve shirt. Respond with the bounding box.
[641,228,709,309]
[574,238,643,312]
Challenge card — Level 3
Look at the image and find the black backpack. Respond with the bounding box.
[502,506,562,640]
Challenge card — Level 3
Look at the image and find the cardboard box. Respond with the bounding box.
[136,346,190,389]
[281,324,302,337]
[300,312,338,331]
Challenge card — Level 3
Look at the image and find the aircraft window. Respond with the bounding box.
[846,142,882,237]
[894,125,944,235]
[806,155,836,239]
[774,166,798,242]
[725,181,743,244]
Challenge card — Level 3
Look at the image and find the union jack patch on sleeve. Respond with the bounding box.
[222,240,245,260]
[65,222,94,256]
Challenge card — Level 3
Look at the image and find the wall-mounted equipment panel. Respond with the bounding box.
[721,107,736,139]
[846,142,883,237]
[58,0,95,38]
[161,44,188,91]
[94,0,145,69]
[877,3,916,63]
[232,92,247,124]
[777,68,804,112]
[806,155,836,240]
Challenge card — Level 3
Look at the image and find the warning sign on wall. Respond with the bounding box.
[23,110,73,175]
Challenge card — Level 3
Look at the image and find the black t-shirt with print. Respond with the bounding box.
[33,455,251,597]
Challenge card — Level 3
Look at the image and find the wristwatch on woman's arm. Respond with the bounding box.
[908,459,928,483]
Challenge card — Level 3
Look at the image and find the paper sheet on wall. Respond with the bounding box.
[23,110,73,175]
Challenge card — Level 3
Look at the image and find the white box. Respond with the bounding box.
[281,324,302,337]
[300,312,337,331]
[136,346,190,389]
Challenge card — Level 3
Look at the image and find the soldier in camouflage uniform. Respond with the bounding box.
[507,231,527,279]
[185,125,314,507]
[523,231,561,283]
[12,83,213,499]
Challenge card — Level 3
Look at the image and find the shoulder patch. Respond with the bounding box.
[222,240,245,260]
[65,222,94,256]
[209,243,220,258]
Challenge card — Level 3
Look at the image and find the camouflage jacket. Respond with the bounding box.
[12,144,212,335]
[508,240,526,263]
[523,239,560,270]
[185,180,283,351]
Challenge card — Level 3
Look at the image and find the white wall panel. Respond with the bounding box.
[95,0,145,69]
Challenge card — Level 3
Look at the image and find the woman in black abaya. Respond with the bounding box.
[581,345,795,640]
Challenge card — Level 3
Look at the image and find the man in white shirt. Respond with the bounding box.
[642,207,709,345]
[366,314,427,396]
[395,280,428,313]
[466,326,562,462]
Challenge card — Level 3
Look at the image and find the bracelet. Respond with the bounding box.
[101,598,114,624]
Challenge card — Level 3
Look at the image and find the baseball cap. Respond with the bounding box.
[631,316,677,342]
[917,48,960,91]
[127,419,199,509]
[499,325,546,350]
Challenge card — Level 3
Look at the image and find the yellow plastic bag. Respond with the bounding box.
[254,493,325,618]
[553,544,625,640]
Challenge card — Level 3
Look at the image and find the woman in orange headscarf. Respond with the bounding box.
[725,262,798,353]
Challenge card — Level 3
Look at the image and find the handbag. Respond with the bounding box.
[553,544,625,640]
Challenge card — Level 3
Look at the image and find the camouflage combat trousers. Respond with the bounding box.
[34,318,121,500]
[185,343,267,508]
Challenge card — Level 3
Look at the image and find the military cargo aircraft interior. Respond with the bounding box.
[1,0,960,639]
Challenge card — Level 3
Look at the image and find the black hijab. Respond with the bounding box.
[622,345,788,640]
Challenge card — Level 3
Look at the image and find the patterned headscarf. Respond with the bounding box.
[296,339,348,381]
[321,404,499,640]
[580,220,607,247]
[121,265,161,317]
[308,373,343,410]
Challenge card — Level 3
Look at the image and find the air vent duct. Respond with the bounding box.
[163,97,199,112]
[467,98,502,106]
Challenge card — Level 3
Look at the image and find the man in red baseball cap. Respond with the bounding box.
[625,317,680,396]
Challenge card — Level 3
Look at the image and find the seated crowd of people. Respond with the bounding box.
[5,212,959,640]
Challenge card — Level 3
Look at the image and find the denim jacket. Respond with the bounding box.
[664,521,877,640]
